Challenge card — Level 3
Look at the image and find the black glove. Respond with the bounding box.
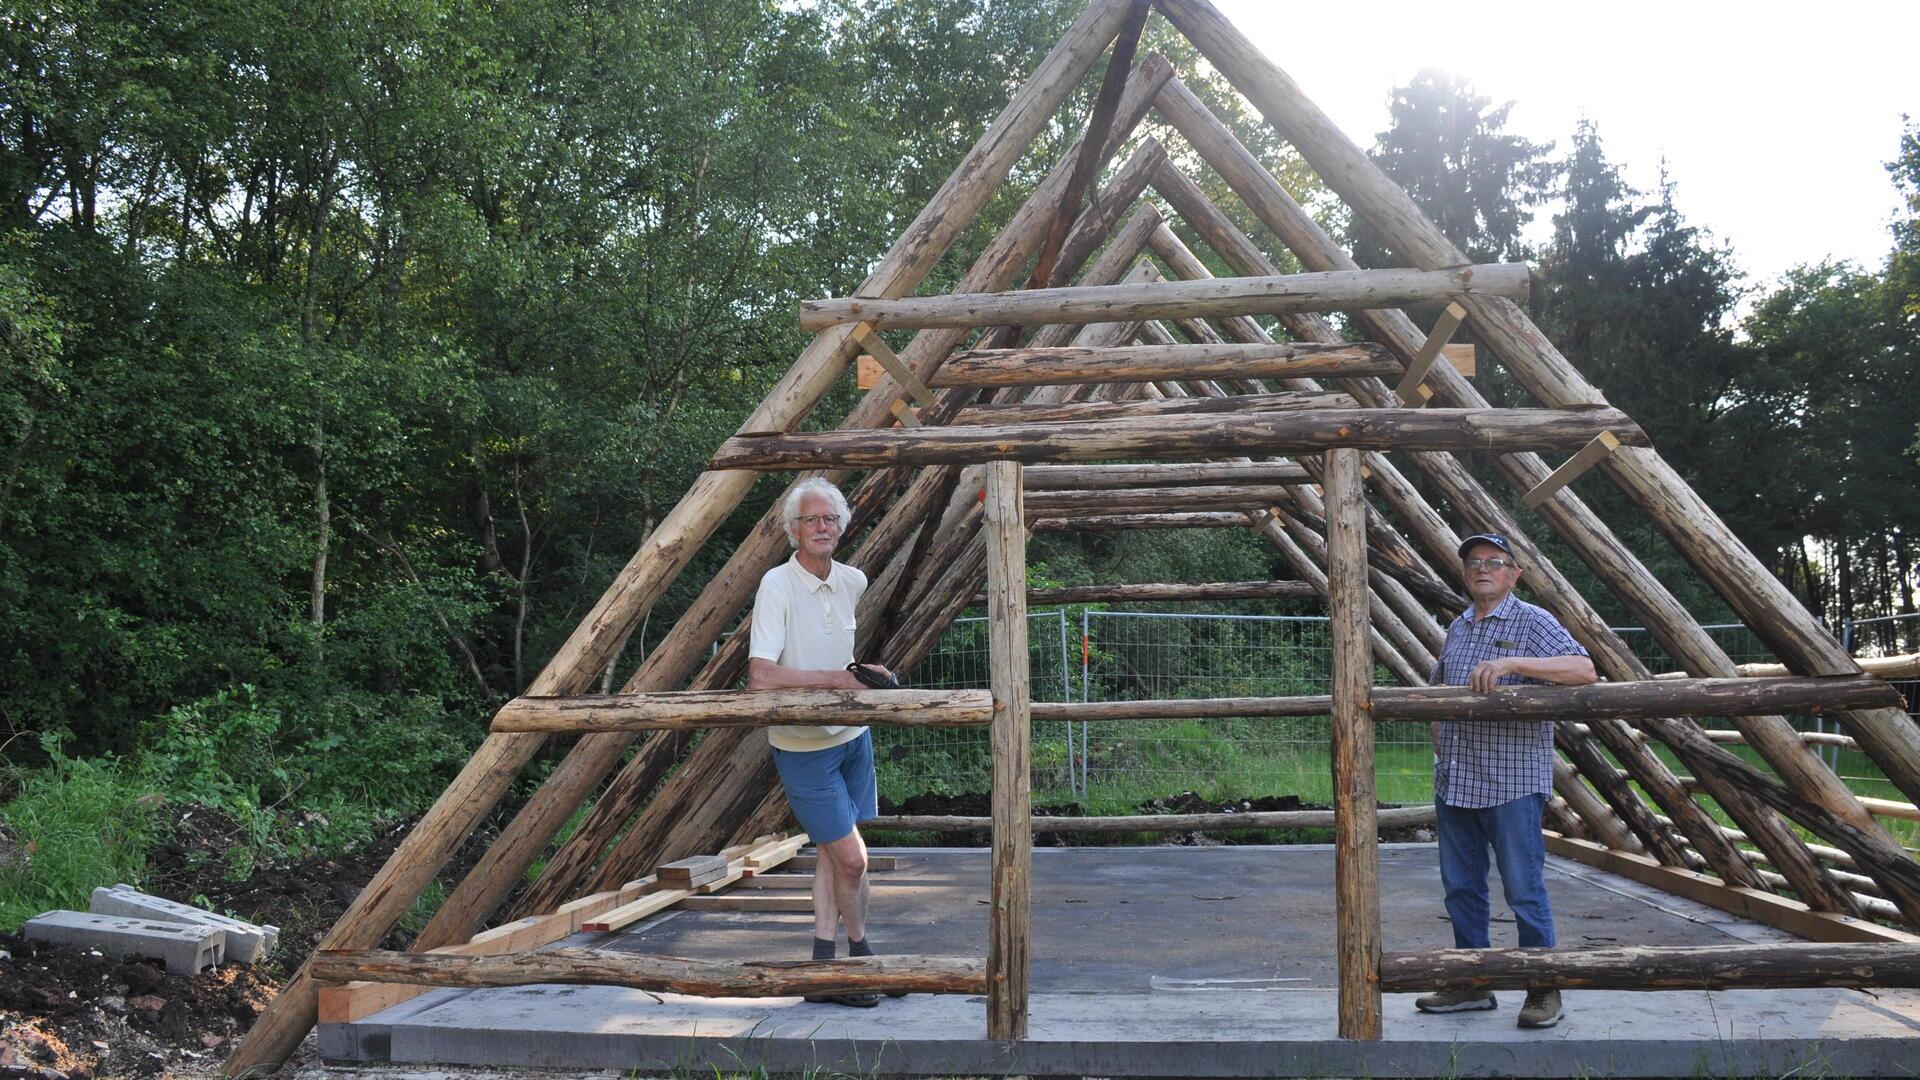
[846,661,900,689]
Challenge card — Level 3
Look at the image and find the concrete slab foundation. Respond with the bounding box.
[318,845,1920,1077]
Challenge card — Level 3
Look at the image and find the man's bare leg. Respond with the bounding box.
[812,840,841,942]
[821,828,869,944]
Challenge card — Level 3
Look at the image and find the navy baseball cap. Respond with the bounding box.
[1456,533,1516,559]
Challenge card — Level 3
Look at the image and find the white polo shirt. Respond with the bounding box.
[748,554,869,753]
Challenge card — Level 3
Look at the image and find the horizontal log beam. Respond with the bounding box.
[799,263,1531,332]
[954,390,1358,423]
[313,948,987,997]
[932,343,1396,387]
[710,408,1650,470]
[1030,512,1251,531]
[1379,942,1920,992]
[972,580,1318,605]
[1026,676,1901,724]
[1022,461,1311,488]
[1654,653,1920,681]
[869,805,1435,834]
[491,688,993,734]
[1025,484,1299,514]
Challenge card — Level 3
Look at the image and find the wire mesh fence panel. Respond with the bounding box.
[880,610,1073,802]
[1078,611,1434,808]
[1842,612,1920,803]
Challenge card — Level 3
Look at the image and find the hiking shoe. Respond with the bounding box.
[1518,988,1563,1028]
[804,992,881,1008]
[1414,988,1497,1013]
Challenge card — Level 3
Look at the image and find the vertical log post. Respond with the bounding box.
[983,460,1031,1041]
[1326,447,1382,1040]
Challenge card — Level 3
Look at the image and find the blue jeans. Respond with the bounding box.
[1435,794,1555,949]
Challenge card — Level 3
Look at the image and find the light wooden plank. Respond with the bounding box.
[1521,430,1623,509]
[1393,301,1466,406]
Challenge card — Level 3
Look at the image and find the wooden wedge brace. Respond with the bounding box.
[798,264,1530,332]
[313,948,989,998]
[1393,301,1466,406]
[851,321,937,407]
[1522,430,1623,509]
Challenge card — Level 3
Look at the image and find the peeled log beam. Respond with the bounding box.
[1031,512,1250,531]
[1378,942,1920,992]
[973,580,1318,605]
[1026,676,1900,724]
[800,264,1530,332]
[312,949,987,997]
[1026,484,1300,514]
[954,390,1358,424]
[1372,675,1901,724]
[869,805,1436,833]
[491,688,994,733]
[932,343,1397,387]
[1023,461,1310,488]
[711,409,1649,470]
[1656,653,1920,681]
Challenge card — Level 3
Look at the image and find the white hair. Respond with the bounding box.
[781,477,852,549]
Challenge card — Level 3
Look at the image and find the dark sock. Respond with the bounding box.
[848,936,874,958]
[812,937,836,961]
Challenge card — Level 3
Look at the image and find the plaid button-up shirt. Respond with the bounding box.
[1431,592,1589,808]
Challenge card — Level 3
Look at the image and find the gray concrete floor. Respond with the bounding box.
[320,844,1920,1077]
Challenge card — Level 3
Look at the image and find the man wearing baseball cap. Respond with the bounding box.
[1414,532,1596,1029]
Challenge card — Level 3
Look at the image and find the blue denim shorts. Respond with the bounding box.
[771,730,877,844]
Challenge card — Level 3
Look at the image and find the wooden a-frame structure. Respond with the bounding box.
[229,1,1920,1070]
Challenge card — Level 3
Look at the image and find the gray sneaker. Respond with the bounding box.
[1414,987,1496,1013]
[1518,988,1563,1028]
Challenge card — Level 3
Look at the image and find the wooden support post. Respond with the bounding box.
[983,460,1030,1041]
[1326,448,1381,1040]
[1393,302,1466,406]
[1521,431,1622,509]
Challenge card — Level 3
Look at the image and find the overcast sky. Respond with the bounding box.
[1210,0,1919,290]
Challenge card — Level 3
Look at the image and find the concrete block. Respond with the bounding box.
[25,910,225,974]
[90,884,278,963]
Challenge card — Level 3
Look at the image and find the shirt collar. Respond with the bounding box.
[788,554,835,593]
[1465,591,1522,624]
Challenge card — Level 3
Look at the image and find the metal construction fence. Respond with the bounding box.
[877,607,1920,809]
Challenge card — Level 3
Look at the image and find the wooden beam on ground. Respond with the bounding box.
[799,263,1530,332]
[983,460,1031,1041]
[1378,941,1920,992]
[868,806,1437,833]
[489,688,993,733]
[971,580,1317,606]
[953,390,1358,424]
[1326,447,1381,1041]
[1025,484,1301,514]
[1545,834,1920,944]
[710,408,1650,470]
[1030,511,1251,531]
[313,949,988,998]
[1392,302,1467,406]
[931,343,1397,387]
[1022,461,1311,489]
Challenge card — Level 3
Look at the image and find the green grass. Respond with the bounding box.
[0,753,160,928]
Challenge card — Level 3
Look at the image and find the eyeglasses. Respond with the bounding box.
[1463,557,1516,571]
[796,514,841,529]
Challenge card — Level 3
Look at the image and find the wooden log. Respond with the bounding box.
[313,949,988,998]
[799,263,1531,333]
[1326,447,1381,1041]
[1377,942,1920,992]
[1022,460,1311,489]
[410,45,1176,958]
[1553,760,1642,853]
[972,580,1317,606]
[710,408,1649,471]
[489,688,994,733]
[953,390,1358,424]
[867,805,1438,833]
[1554,725,1690,867]
[931,343,1397,387]
[1371,675,1901,724]
[1655,654,1920,681]
[1263,497,1437,675]
[1255,513,1427,688]
[983,460,1031,1041]
[1024,484,1302,514]
[1030,511,1252,531]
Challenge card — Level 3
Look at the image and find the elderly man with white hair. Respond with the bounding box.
[747,476,898,1007]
